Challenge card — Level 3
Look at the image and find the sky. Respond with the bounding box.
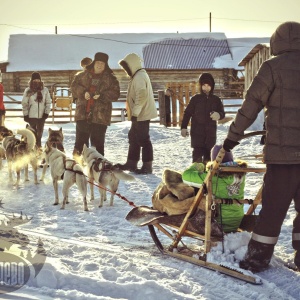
[1,0,300,61]
[1,109,300,299]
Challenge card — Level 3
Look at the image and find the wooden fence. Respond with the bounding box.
[3,83,243,126]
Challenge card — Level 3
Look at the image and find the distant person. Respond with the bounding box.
[222,21,300,272]
[71,52,120,158]
[72,57,92,104]
[22,72,52,149]
[181,73,225,163]
[0,72,5,126]
[117,53,157,174]
[165,88,172,127]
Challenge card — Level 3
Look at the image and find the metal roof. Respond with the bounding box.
[143,38,230,69]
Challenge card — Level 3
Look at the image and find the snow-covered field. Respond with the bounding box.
[1,115,300,300]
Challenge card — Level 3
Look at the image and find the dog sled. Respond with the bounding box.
[126,131,266,285]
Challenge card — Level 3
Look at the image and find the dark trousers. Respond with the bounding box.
[75,120,107,156]
[28,118,45,148]
[127,120,153,162]
[192,147,211,163]
[254,164,300,251]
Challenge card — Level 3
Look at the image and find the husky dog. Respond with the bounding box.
[82,144,135,207]
[2,128,38,185]
[40,127,65,179]
[43,141,88,211]
[46,127,64,152]
[0,126,13,142]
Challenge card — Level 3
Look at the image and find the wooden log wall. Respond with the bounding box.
[1,69,237,93]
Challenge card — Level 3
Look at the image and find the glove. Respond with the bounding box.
[85,92,91,100]
[181,128,189,137]
[131,116,137,122]
[24,115,30,123]
[210,111,220,121]
[42,113,49,120]
[223,138,239,152]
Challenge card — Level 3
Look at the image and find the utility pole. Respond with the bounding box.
[209,12,211,32]
[55,26,57,34]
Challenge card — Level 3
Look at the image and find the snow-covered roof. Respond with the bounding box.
[6,33,269,72]
[143,38,230,69]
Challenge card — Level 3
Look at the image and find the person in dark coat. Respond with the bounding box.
[71,52,120,157]
[181,73,225,163]
[222,21,300,272]
[0,72,5,126]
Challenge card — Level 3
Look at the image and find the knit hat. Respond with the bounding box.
[199,73,215,90]
[210,144,234,163]
[31,72,41,81]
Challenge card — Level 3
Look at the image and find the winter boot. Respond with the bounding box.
[135,161,153,174]
[239,239,274,273]
[115,160,138,172]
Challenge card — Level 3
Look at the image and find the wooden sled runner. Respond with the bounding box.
[126,131,266,285]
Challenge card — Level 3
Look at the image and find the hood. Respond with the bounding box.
[270,21,300,56]
[199,72,215,94]
[119,53,143,77]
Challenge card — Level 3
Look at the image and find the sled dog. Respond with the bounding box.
[40,127,65,180]
[43,141,88,211]
[82,144,135,207]
[2,128,38,185]
[0,125,13,142]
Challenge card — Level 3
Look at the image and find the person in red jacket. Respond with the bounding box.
[0,73,5,126]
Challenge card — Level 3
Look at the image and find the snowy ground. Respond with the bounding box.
[0,115,300,300]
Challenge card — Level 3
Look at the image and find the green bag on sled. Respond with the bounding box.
[182,163,246,232]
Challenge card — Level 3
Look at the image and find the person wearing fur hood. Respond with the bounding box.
[21,72,52,148]
[181,73,225,163]
[117,53,157,174]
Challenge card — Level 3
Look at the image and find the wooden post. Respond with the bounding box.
[52,93,55,125]
[178,84,184,126]
[171,84,177,127]
[158,90,166,126]
[204,173,213,253]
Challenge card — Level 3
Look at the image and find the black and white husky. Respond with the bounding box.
[43,141,88,211]
[82,144,135,207]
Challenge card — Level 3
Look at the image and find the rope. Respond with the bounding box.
[65,165,137,207]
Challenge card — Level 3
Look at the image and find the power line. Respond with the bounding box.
[0,16,286,27]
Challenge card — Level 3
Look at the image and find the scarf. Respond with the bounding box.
[86,72,101,120]
[28,81,44,102]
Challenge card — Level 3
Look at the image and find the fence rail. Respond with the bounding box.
[3,89,243,126]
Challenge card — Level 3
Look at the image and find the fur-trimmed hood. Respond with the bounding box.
[119,53,143,77]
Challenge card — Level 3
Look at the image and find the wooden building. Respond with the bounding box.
[1,33,269,94]
[238,43,271,96]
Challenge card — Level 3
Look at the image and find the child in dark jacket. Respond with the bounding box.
[181,73,225,163]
